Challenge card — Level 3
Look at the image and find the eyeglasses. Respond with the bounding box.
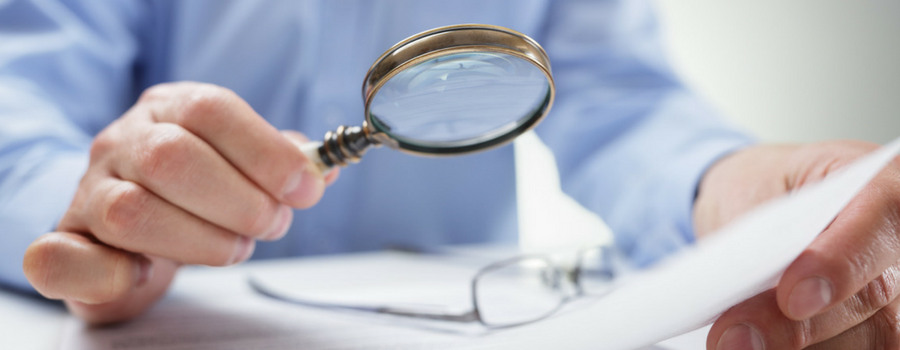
[249,246,616,329]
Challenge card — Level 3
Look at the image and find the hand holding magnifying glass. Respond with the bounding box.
[299,24,556,175]
[19,24,555,326]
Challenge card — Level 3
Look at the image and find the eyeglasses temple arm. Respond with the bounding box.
[248,276,479,323]
[373,306,479,322]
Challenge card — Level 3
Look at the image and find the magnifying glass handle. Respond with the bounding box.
[299,141,333,177]
[297,125,382,178]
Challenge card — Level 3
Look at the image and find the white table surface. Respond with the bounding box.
[0,253,711,350]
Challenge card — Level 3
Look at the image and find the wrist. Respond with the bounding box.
[692,144,794,239]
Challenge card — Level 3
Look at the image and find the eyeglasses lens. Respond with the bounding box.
[475,258,564,327]
[577,247,616,295]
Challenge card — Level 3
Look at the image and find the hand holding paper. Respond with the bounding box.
[698,139,900,349]
[239,137,900,350]
[484,136,900,349]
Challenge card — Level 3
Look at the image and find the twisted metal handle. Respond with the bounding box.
[299,123,382,176]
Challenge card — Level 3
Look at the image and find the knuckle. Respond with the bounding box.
[136,125,191,183]
[137,83,174,104]
[177,85,236,126]
[101,182,149,242]
[873,305,900,349]
[787,319,814,350]
[89,129,117,161]
[862,273,899,312]
[139,82,208,102]
[140,82,207,105]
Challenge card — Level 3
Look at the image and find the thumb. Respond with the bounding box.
[23,232,179,324]
[65,254,179,324]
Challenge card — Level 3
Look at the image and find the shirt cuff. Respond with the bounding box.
[0,148,89,292]
[631,133,755,266]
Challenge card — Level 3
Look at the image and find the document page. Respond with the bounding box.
[484,136,900,349]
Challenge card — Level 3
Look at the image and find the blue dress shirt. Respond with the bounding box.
[0,0,753,292]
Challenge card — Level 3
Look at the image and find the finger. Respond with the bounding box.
[281,130,340,186]
[709,264,900,350]
[806,296,900,350]
[776,167,900,320]
[74,176,256,266]
[107,121,292,241]
[65,255,180,325]
[23,232,152,305]
[139,82,325,208]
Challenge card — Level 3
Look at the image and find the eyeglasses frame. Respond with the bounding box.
[248,246,614,330]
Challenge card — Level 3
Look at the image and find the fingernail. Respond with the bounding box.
[134,256,153,287]
[717,324,764,350]
[262,205,292,240]
[229,236,256,265]
[283,166,324,206]
[788,276,833,319]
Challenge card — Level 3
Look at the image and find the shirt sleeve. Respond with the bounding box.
[0,0,145,291]
[534,0,756,266]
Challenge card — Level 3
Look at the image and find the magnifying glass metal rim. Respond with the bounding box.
[302,24,555,173]
[361,24,556,156]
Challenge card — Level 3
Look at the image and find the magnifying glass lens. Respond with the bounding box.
[368,52,550,148]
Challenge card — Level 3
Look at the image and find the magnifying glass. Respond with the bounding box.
[300,24,555,175]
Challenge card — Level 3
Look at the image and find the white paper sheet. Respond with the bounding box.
[484,136,900,349]
[60,137,900,350]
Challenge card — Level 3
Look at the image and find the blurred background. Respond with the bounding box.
[518,0,900,249]
[656,0,900,144]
